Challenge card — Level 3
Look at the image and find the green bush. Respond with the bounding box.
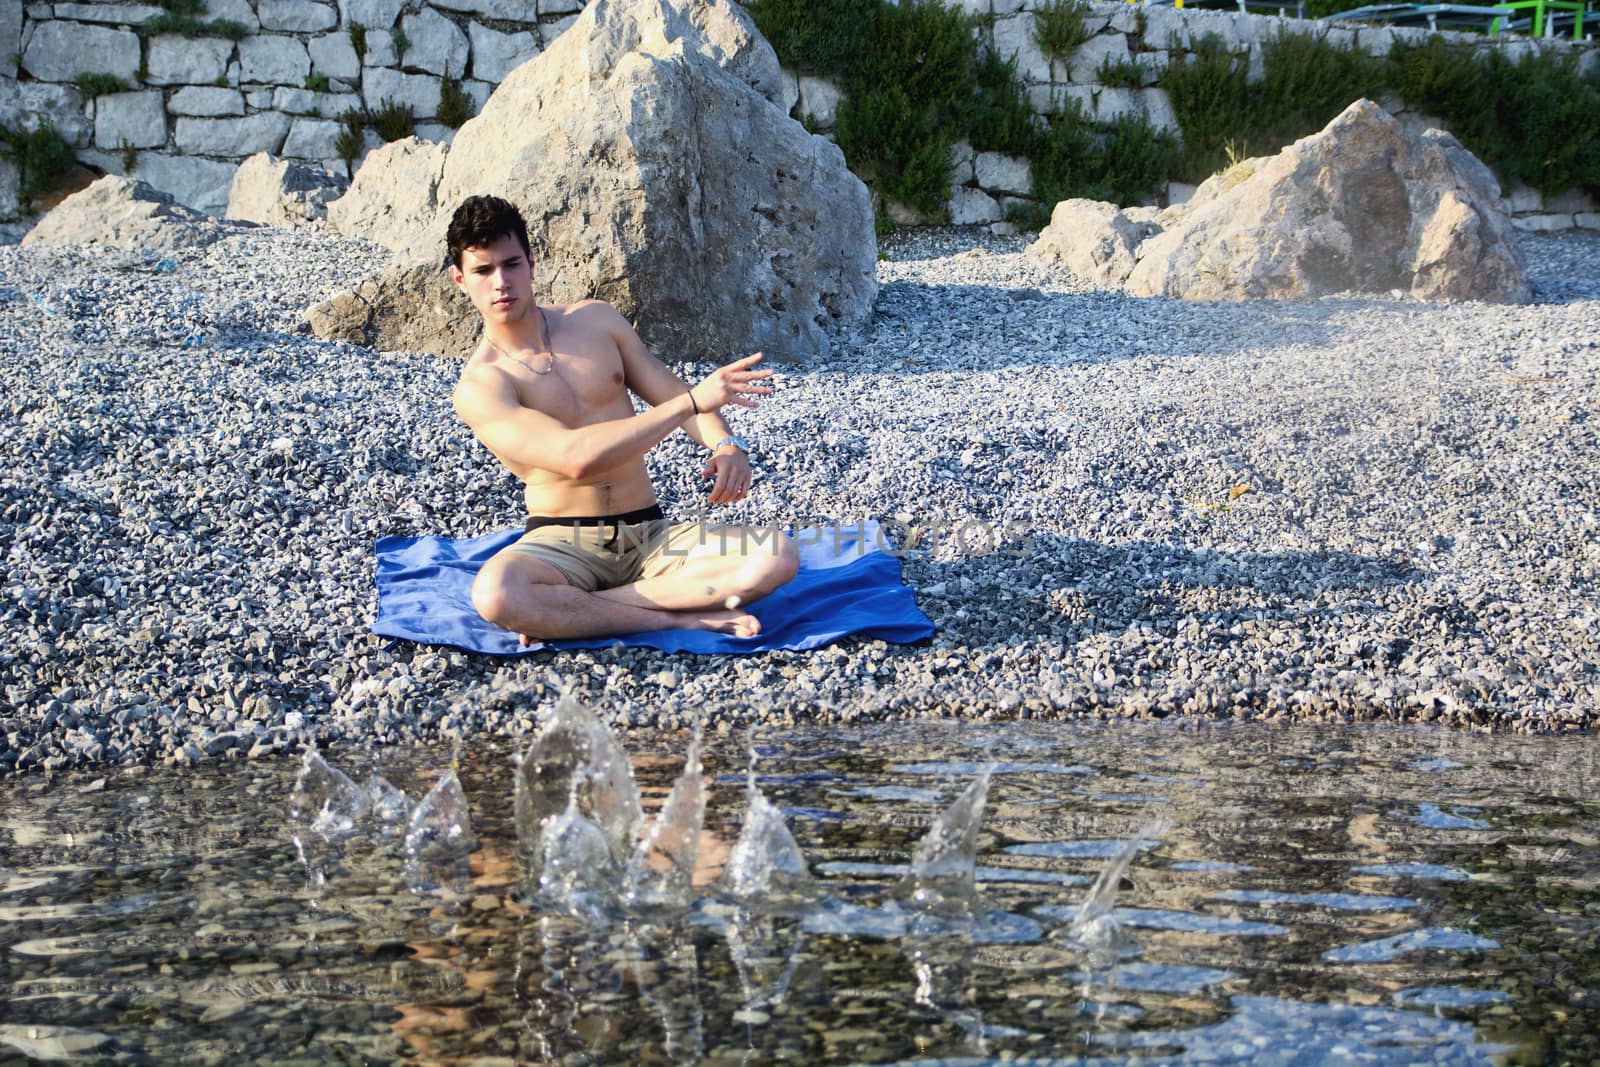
[437,69,475,129]
[335,108,366,167]
[1031,99,1178,210]
[1158,33,1252,181]
[0,119,78,208]
[74,72,129,99]
[304,70,330,93]
[1160,30,1384,182]
[1390,38,1600,197]
[1097,55,1145,89]
[748,0,875,76]
[142,13,248,39]
[1034,0,1091,60]
[349,21,368,62]
[392,26,411,60]
[369,98,415,142]
[969,46,1038,156]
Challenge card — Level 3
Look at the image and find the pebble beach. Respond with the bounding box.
[2,223,1597,775]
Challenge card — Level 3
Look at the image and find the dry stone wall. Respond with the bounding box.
[1,0,1596,227]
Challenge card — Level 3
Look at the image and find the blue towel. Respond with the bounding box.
[372,520,935,655]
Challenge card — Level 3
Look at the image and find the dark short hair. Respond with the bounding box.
[446,195,531,268]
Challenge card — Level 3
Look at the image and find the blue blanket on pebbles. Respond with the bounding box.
[372,520,935,655]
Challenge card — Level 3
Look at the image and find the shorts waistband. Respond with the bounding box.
[524,503,665,533]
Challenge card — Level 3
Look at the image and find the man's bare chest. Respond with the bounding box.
[516,349,630,427]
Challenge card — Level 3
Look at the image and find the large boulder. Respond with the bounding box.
[311,0,876,361]
[225,153,348,227]
[1123,100,1530,303]
[1027,198,1159,289]
[325,136,447,252]
[21,174,244,252]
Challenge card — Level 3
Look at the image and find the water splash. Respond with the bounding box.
[624,733,706,913]
[537,781,620,922]
[363,775,412,838]
[894,767,992,915]
[1066,820,1171,954]
[719,769,819,907]
[288,747,365,850]
[403,770,475,892]
[515,697,643,874]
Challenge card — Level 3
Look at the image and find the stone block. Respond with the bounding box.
[1,157,19,220]
[246,89,274,109]
[1139,4,1189,50]
[1140,49,1170,81]
[1105,2,1140,34]
[1542,188,1595,214]
[467,21,539,83]
[1166,180,1196,206]
[175,111,291,156]
[363,67,443,117]
[363,30,397,68]
[146,35,232,86]
[1355,25,1395,56]
[1511,213,1573,233]
[779,68,798,117]
[1141,86,1180,136]
[413,121,460,144]
[241,36,311,85]
[1504,182,1540,213]
[1095,85,1139,124]
[975,151,1031,196]
[797,75,842,128]
[273,87,361,117]
[1029,82,1092,118]
[340,0,406,29]
[309,32,361,82]
[260,0,337,32]
[53,3,162,24]
[946,0,989,15]
[0,79,90,145]
[1575,212,1600,230]
[282,117,342,159]
[119,150,238,214]
[948,139,975,186]
[402,7,470,77]
[991,0,1025,14]
[169,87,246,117]
[949,185,1002,225]
[1068,32,1130,85]
[431,0,552,14]
[201,0,256,30]
[21,21,140,82]
[0,0,18,78]
[1246,42,1264,83]
[992,11,1052,84]
[94,90,167,150]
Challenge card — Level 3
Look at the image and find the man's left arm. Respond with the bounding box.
[602,304,756,505]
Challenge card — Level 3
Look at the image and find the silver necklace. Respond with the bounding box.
[489,306,554,375]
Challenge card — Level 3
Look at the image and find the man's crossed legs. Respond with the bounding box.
[471,516,799,642]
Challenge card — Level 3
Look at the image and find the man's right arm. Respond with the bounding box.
[453,367,697,480]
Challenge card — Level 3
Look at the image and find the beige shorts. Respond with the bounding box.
[502,517,712,592]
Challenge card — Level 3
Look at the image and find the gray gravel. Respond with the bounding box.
[2,223,1597,774]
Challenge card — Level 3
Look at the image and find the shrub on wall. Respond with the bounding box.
[0,119,78,208]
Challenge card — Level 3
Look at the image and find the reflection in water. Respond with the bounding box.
[2,721,1597,1064]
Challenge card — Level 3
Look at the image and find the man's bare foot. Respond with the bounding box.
[694,608,761,638]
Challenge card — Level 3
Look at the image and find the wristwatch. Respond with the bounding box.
[713,434,751,454]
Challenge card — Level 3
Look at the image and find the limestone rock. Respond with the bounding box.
[325,136,446,250]
[307,261,478,356]
[1027,198,1157,289]
[1125,100,1529,303]
[22,175,242,251]
[321,0,874,362]
[226,152,348,226]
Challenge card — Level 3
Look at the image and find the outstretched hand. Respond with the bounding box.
[688,352,773,413]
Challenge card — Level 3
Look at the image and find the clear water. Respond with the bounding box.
[2,720,1597,1065]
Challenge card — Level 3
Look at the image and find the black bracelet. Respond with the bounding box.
[687,390,699,416]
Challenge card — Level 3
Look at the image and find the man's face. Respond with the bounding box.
[451,234,534,325]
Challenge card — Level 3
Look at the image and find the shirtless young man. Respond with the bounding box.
[447,195,799,643]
